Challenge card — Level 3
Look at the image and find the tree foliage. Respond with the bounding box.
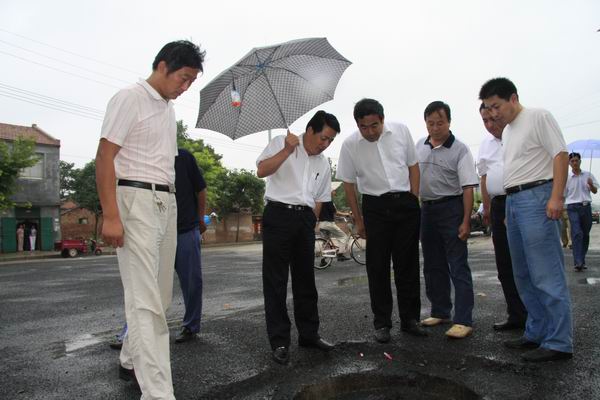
[0,137,38,211]
[59,160,77,200]
[176,121,265,215]
[71,160,102,238]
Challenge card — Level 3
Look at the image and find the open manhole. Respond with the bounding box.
[293,372,480,400]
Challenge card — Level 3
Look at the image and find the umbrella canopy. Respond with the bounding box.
[196,37,351,140]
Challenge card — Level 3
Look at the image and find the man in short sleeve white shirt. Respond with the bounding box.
[96,41,204,399]
[565,152,598,271]
[481,77,573,362]
[477,104,527,331]
[336,98,427,343]
[256,111,339,365]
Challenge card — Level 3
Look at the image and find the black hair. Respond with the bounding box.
[353,98,384,122]
[479,77,518,101]
[152,40,206,73]
[479,102,486,112]
[569,152,581,160]
[424,101,451,122]
[306,110,340,133]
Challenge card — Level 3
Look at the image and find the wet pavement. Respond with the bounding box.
[0,225,599,399]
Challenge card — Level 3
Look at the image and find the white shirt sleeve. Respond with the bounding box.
[256,135,285,166]
[404,129,418,167]
[458,146,479,187]
[477,142,488,177]
[335,140,357,183]
[100,89,138,146]
[536,111,567,158]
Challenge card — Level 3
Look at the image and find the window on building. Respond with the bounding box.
[21,153,44,179]
[78,218,88,225]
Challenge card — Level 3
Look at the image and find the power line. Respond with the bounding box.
[561,119,600,129]
[0,82,104,115]
[0,91,104,121]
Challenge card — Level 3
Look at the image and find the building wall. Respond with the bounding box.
[12,143,60,206]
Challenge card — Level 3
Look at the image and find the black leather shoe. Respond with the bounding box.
[337,255,350,262]
[374,327,391,343]
[119,365,139,387]
[401,320,428,337]
[493,320,525,331]
[175,327,197,343]
[298,337,335,351]
[504,337,540,349]
[272,346,289,364]
[522,347,572,362]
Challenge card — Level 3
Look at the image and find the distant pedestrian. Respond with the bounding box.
[29,226,37,252]
[16,224,24,252]
[477,103,527,331]
[565,152,598,271]
[257,110,339,365]
[480,77,573,362]
[317,182,351,262]
[96,40,205,398]
[416,101,478,339]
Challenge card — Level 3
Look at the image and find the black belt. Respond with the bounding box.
[380,191,410,199]
[567,201,591,207]
[492,195,507,201]
[118,179,175,193]
[422,194,462,205]
[505,179,552,195]
[267,201,312,212]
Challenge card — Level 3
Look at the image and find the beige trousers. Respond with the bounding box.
[116,186,177,400]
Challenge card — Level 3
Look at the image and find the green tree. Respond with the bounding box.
[176,120,228,211]
[59,160,77,200]
[0,137,38,211]
[71,160,101,239]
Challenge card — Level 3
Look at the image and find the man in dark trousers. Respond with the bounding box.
[173,148,208,343]
[336,98,426,343]
[477,104,527,331]
[257,110,339,365]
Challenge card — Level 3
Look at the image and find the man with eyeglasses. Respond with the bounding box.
[565,152,598,271]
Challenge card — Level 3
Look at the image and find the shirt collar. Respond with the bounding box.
[357,124,393,142]
[424,131,455,149]
[137,79,167,102]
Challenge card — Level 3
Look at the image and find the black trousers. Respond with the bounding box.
[262,203,319,349]
[491,195,527,324]
[362,193,422,329]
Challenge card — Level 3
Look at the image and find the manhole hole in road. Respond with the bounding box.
[293,372,480,400]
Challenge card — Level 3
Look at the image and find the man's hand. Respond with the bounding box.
[102,216,124,248]
[546,196,563,220]
[284,130,299,154]
[199,221,207,234]
[482,204,491,226]
[355,217,367,239]
[458,221,470,241]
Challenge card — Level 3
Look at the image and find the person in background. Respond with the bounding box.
[480,77,572,362]
[564,152,598,271]
[318,181,351,263]
[477,103,527,331]
[16,224,25,252]
[560,208,572,249]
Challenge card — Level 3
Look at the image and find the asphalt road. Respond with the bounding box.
[1,226,599,400]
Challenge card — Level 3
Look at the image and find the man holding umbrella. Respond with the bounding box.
[257,110,339,365]
[565,152,598,271]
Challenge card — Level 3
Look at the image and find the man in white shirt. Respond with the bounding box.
[96,40,205,399]
[256,110,339,365]
[336,98,426,344]
[480,77,573,363]
[565,152,598,271]
[477,103,527,331]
